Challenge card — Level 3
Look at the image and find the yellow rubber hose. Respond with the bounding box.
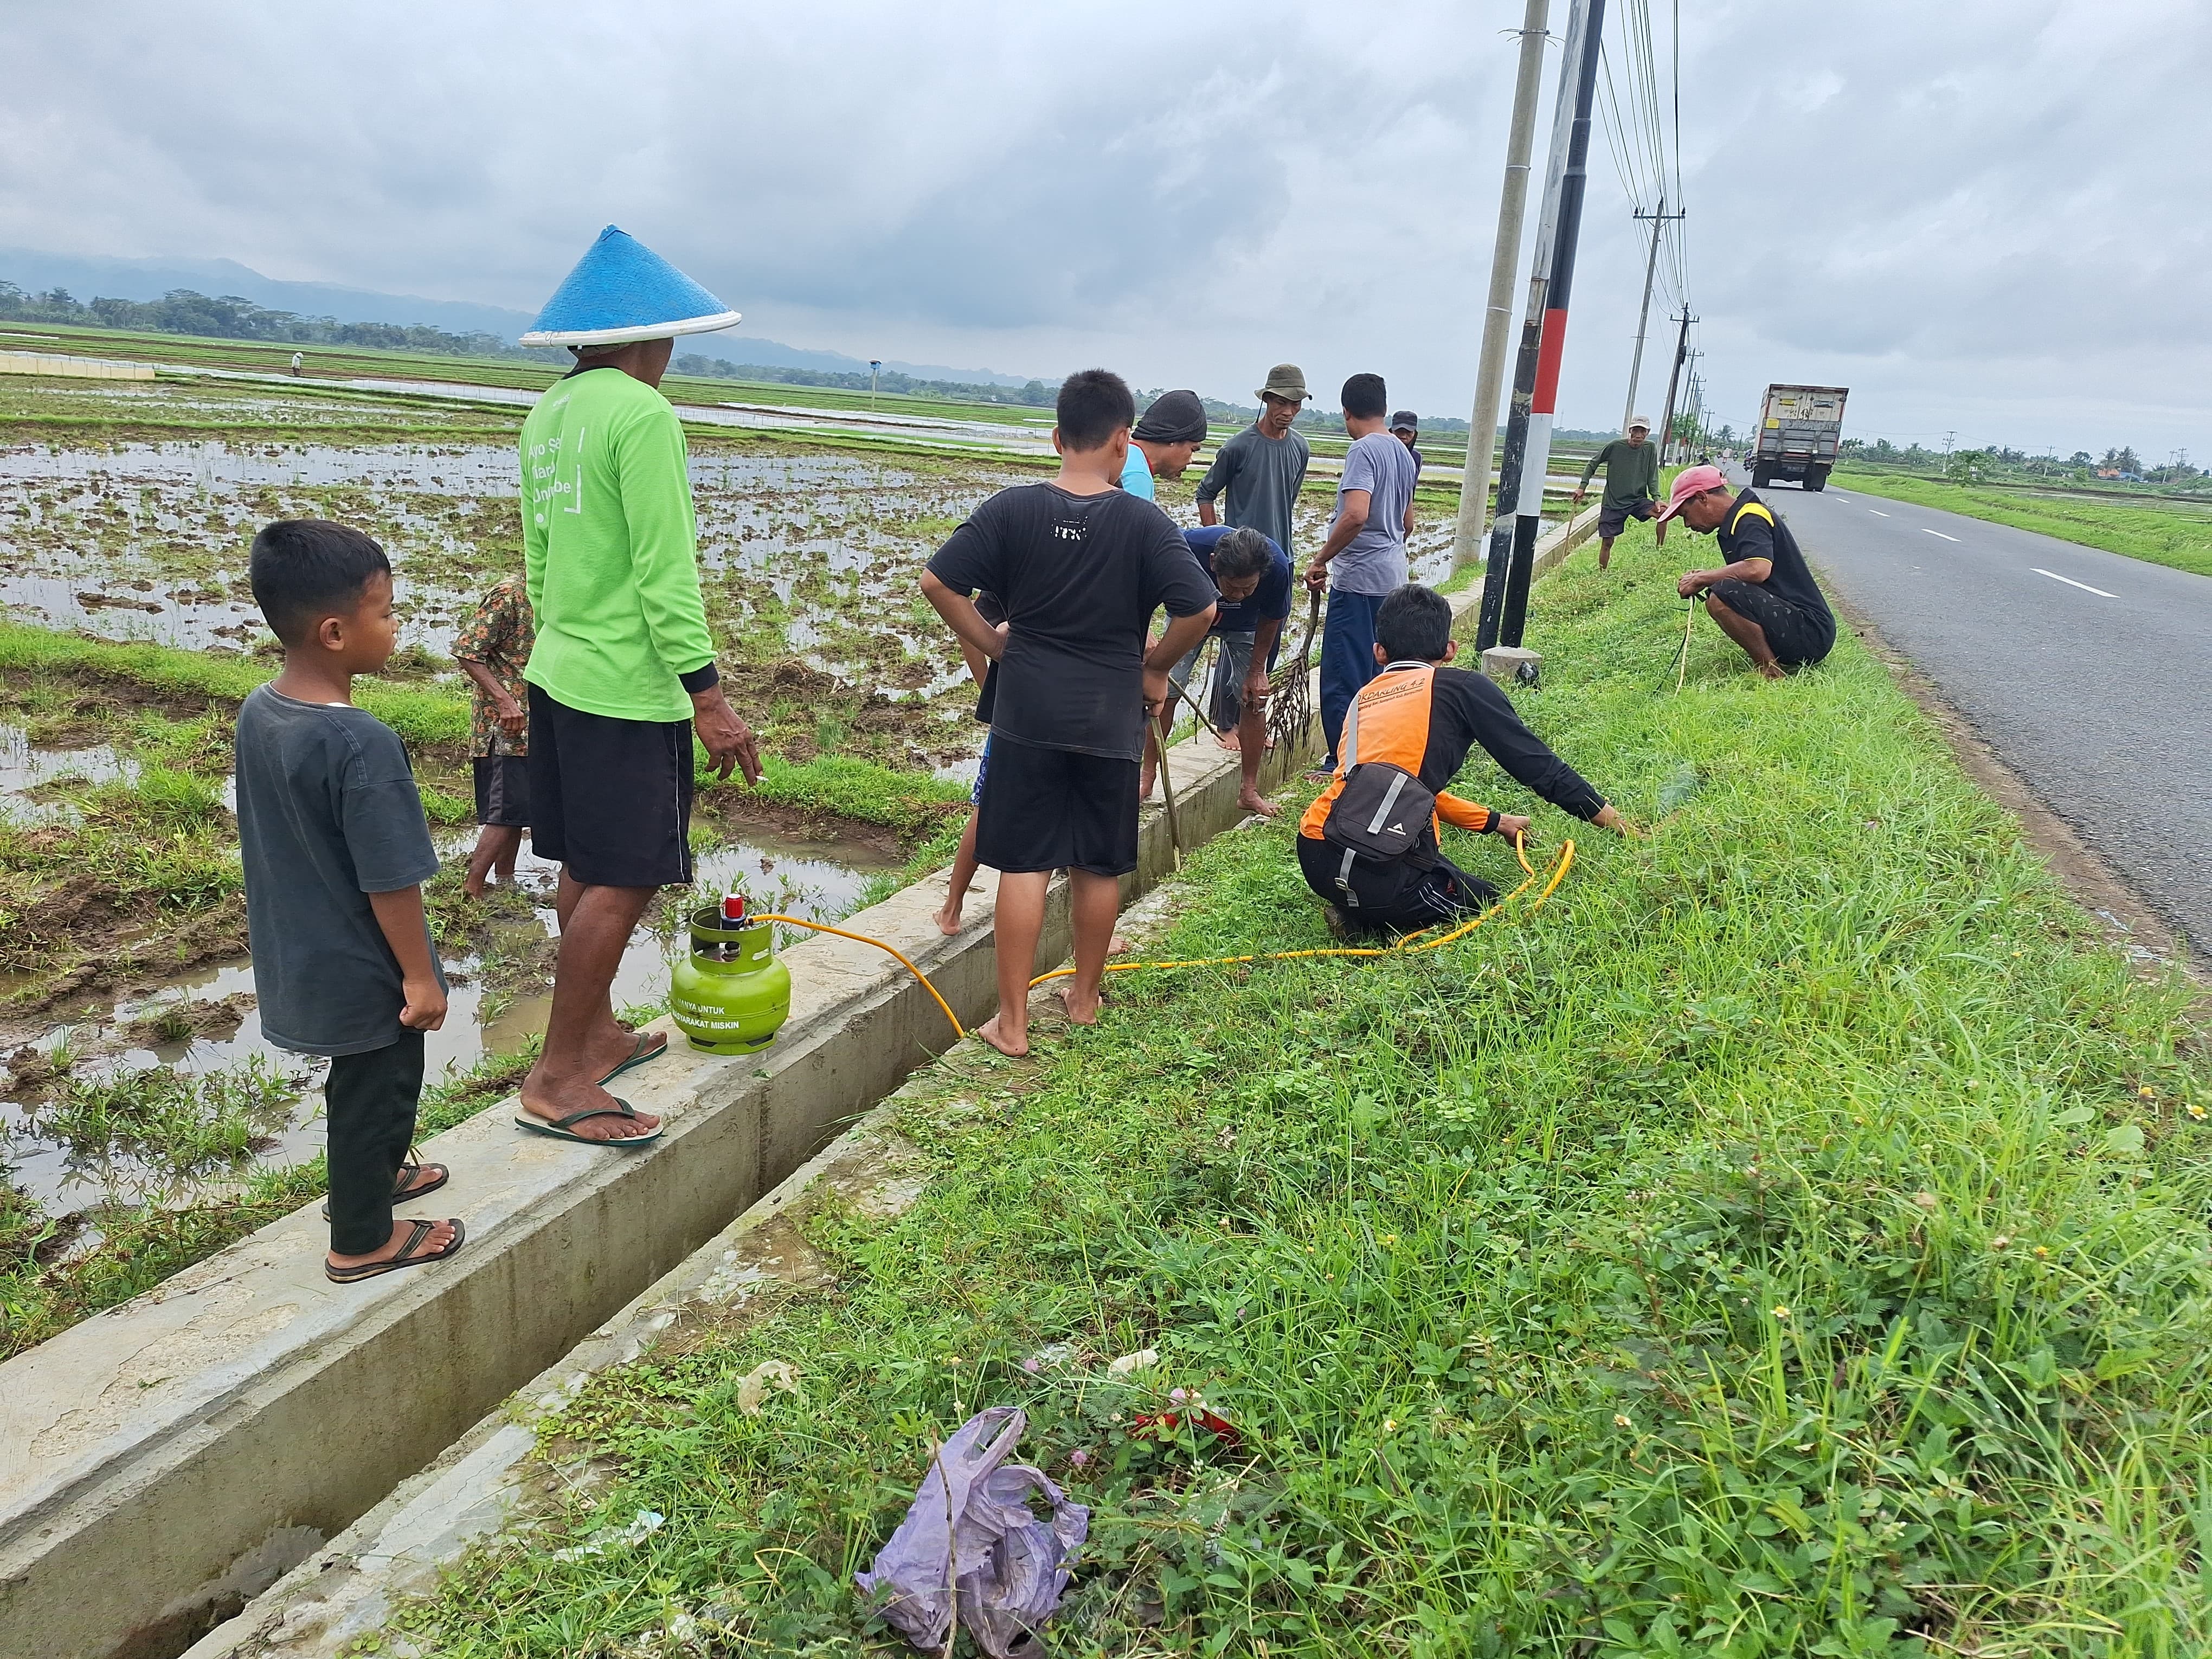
[1027,833,1575,990]
[751,915,967,1041]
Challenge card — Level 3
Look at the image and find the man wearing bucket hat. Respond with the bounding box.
[1195,364,1311,569]
[1119,388,1210,501]
[512,226,763,1145]
[1572,415,1664,571]
[1655,464,1836,679]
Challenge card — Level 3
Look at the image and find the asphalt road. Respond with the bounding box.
[1736,475,2211,955]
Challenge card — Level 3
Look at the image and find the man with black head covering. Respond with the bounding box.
[1120,388,1210,499]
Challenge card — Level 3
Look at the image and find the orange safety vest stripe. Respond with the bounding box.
[1298,665,1442,840]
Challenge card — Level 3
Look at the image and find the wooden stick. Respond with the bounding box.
[1149,723,1183,868]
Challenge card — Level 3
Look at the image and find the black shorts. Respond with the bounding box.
[1597,498,1655,539]
[525,684,695,888]
[974,734,1140,878]
[1707,580,1834,669]
[1296,834,1499,935]
[472,755,531,827]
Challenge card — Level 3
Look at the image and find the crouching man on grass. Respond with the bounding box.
[1296,585,1637,936]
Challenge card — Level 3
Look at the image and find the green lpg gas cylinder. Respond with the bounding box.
[671,899,793,1053]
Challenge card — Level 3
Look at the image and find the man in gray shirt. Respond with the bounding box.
[1196,362,1311,561]
[1307,372,1417,770]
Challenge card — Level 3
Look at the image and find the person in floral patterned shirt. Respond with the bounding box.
[452,575,536,897]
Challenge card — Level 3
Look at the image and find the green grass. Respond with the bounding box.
[402,539,2207,1657]
[737,753,972,838]
[0,618,470,746]
[1835,471,2212,579]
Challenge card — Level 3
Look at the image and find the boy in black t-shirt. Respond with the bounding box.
[923,370,1217,1056]
[236,521,464,1284]
[1655,465,1836,677]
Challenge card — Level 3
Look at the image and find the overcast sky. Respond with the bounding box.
[4,0,2208,456]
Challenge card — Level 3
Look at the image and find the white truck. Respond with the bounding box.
[1752,384,1848,492]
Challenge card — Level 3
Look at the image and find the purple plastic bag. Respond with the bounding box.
[856,1406,1090,1657]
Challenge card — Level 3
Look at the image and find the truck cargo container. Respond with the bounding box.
[1753,384,1848,491]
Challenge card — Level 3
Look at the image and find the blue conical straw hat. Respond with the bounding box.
[520,226,741,348]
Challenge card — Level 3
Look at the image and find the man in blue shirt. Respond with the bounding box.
[1306,372,1417,771]
[1119,388,1209,499]
[1140,525,1293,818]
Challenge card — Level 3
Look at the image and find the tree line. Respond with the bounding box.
[0,281,567,362]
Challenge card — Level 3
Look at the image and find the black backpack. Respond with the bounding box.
[1317,664,1438,906]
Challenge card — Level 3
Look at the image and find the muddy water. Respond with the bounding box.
[0,820,899,1223]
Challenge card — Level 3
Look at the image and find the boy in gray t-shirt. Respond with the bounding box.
[236,519,464,1284]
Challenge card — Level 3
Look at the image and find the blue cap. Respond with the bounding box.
[520,226,741,348]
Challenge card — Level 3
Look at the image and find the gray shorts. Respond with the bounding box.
[1169,631,1257,731]
[1598,498,1656,539]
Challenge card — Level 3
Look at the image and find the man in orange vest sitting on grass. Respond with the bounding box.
[1295,584,1636,936]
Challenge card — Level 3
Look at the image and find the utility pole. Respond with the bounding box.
[1653,308,1692,470]
[1477,0,1607,652]
[1943,430,1956,471]
[869,359,883,409]
[1452,0,1552,571]
[1622,197,1684,434]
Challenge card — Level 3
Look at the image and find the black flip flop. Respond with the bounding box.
[512,1099,664,1146]
[322,1158,449,1223]
[325,1217,467,1284]
[596,1031,668,1087]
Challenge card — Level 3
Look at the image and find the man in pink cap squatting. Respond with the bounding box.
[1653,465,1835,680]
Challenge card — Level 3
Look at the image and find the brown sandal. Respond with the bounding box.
[325,1217,467,1284]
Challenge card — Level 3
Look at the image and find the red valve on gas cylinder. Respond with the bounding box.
[721,892,747,923]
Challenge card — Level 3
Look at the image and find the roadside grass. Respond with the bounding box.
[1835,471,2212,579]
[0,1040,537,1361]
[402,542,2208,1657]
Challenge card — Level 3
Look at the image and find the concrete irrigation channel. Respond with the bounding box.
[0,509,1596,1659]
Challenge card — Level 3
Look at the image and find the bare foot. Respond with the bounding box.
[518,1074,663,1141]
[975,1013,1029,1058]
[461,876,488,899]
[1214,729,1240,751]
[1238,787,1281,818]
[328,1215,459,1273]
[1109,934,1131,955]
[1056,983,1103,1025]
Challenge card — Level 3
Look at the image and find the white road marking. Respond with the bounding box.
[2032,567,2117,598]
[1827,491,1850,499]
[1868,509,1889,517]
[1921,528,1962,542]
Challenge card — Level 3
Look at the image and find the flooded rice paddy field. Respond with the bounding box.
[0,374,1053,768]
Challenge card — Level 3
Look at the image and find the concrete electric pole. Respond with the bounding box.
[1654,308,1693,466]
[1452,0,1553,572]
[1476,0,1609,653]
[1622,198,1684,435]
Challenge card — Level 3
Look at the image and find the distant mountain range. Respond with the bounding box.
[0,247,1039,388]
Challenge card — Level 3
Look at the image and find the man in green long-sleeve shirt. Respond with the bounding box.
[1572,414,1666,570]
[515,327,762,1143]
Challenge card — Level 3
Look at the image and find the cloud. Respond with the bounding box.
[1,0,2207,452]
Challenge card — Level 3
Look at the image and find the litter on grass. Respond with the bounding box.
[549,1508,665,1562]
[856,1406,1089,1658]
[735,1358,800,1416]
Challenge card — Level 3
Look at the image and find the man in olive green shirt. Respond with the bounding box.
[1572,415,1666,570]
[515,327,760,1144]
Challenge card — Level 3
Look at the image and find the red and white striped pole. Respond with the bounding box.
[1476,0,1607,651]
